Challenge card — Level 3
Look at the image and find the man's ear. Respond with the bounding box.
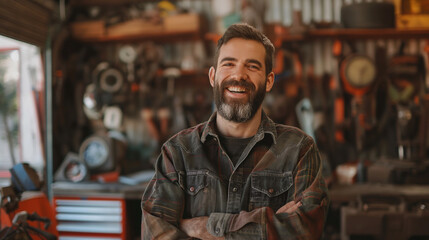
[266,72,275,92]
[208,67,215,87]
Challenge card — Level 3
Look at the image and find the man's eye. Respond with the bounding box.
[248,65,260,70]
[222,62,234,67]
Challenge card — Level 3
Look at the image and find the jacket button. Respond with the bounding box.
[268,188,274,194]
[189,186,195,192]
[232,187,238,192]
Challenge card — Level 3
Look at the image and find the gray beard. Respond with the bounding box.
[217,101,253,123]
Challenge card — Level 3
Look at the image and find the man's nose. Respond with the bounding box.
[231,64,248,81]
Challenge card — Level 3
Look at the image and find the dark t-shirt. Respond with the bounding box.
[219,135,253,166]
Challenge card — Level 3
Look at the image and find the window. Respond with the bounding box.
[0,35,45,176]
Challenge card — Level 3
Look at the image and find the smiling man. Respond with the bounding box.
[141,23,329,240]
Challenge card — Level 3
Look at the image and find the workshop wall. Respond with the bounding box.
[261,0,429,182]
[53,0,214,181]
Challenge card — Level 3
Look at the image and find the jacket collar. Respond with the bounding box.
[200,111,277,144]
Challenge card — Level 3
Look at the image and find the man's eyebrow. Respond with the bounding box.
[220,57,237,63]
[219,57,263,68]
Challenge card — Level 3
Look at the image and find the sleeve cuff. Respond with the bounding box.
[206,213,233,237]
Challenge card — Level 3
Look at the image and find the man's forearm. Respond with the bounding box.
[142,209,191,240]
[181,217,225,240]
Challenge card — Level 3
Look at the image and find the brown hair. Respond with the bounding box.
[214,23,275,76]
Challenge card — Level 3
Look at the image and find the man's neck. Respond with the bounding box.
[216,108,262,138]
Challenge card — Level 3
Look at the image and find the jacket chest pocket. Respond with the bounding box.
[249,171,293,212]
[183,170,217,217]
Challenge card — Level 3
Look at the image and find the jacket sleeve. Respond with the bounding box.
[141,144,191,240]
[205,142,329,240]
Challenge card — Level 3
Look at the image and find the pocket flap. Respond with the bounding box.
[251,171,293,197]
[185,170,212,196]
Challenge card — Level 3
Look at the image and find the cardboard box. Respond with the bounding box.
[164,13,200,32]
[395,0,429,28]
[70,20,105,39]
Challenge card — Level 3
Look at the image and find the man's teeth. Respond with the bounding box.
[227,86,246,93]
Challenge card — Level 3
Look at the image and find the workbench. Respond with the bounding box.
[329,183,429,240]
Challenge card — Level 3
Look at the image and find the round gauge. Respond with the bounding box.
[81,138,110,169]
[119,45,137,64]
[64,160,88,182]
[99,68,124,93]
[342,55,376,89]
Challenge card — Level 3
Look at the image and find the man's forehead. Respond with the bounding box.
[218,38,266,62]
[220,38,265,50]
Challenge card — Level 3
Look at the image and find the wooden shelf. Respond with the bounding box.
[308,28,429,40]
[279,27,429,42]
[70,14,205,43]
[74,29,203,43]
[70,0,182,7]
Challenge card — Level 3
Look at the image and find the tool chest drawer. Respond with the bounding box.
[54,197,127,240]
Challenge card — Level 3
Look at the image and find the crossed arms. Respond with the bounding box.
[180,200,302,240]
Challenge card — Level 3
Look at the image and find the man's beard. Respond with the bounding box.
[214,78,266,123]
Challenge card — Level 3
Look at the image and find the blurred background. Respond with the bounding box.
[1,0,429,239]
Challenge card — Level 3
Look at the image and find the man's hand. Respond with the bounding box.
[276,200,302,214]
[180,216,225,240]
